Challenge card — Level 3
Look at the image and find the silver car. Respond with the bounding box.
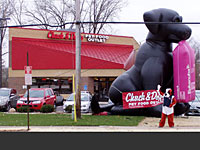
[0,88,20,112]
[186,90,200,116]
[63,91,92,113]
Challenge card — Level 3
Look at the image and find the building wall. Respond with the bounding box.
[8,68,125,78]
[8,77,25,94]
[81,77,94,94]
[9,27,139,47]
[7,76,94,95]
[8,27,140,95]
[8,27,139,76]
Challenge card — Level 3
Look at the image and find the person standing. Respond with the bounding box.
[157,85,177,128]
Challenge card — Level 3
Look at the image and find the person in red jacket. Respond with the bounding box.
[157,85,177,128]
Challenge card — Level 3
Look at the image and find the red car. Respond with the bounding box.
[16,88,56,111]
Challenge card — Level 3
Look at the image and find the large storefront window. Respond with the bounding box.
[94,77,116,101]
[32,77,72,94]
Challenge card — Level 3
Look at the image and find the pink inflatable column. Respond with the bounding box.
[173,40,195,103]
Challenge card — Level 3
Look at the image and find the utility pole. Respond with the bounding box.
[75,0,81,118]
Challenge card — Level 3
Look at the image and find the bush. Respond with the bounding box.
[64,105,72,113]
[40,104,54,113]
[17,106,34,112]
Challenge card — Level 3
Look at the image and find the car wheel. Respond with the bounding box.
[54,102,56,109]
[88,106,92,113]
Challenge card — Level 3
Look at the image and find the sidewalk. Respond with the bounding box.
[1,125,200,132]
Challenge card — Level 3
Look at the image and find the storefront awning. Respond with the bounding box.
[12,37,134,70]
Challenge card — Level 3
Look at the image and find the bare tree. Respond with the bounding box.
[10,0,25,25]
[189,37,200,62]
[188,37,200,89]
[23,0,73,30]
[18,0,127,33]
[0,0,14,46]
[2,60,8,87]
[24,0,52,29]
[0,0,15,87]
[79,0,127,34]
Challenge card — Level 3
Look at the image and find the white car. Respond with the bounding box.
[186,90,200,116]
[63,91,92,113]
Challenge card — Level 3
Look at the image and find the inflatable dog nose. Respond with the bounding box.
[168,24,192,41]
[182,29,192,40]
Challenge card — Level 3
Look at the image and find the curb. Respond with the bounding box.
[1,126,200,132]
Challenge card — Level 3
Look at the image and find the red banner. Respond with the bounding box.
[122,90,163,109]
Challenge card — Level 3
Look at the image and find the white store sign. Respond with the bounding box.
[84,34,109,43]
[24,66,32,85]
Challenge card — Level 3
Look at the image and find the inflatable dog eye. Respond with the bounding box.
[91,8,191,117]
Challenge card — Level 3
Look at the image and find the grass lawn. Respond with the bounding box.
[0,112,145,126]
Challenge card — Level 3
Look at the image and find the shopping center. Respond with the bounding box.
[8,27,140,100]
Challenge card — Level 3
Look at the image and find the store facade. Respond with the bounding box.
[8,27,139,100]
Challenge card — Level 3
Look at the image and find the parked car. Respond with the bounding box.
[186,90,200,116]
[16,88,56,111]
[63,91,92,113]
[54,91,64,106]
[108,99,114,105]
[0,88,20,112]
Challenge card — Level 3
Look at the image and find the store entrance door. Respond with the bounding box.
[94,77,116,102]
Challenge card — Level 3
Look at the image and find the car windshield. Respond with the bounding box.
[67,93,90,101]
[0,89,10,97]
[23,90,44,98]
[194,95,200,102]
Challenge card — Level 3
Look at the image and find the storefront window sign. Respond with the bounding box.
[84,85,88,90]
[47,31,84,41]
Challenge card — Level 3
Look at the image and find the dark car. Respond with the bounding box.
[54,91,64,106]
[0,88,20,111]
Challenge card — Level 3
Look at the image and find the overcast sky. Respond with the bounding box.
[3,0,200,67]
[113,0,200,43]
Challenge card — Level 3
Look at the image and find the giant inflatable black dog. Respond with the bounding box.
[91,8,191,117]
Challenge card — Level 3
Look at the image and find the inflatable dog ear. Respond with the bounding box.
[143,9,161,34]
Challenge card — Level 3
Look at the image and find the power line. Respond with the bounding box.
[2,21,200,29]
[76,21,200,25]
